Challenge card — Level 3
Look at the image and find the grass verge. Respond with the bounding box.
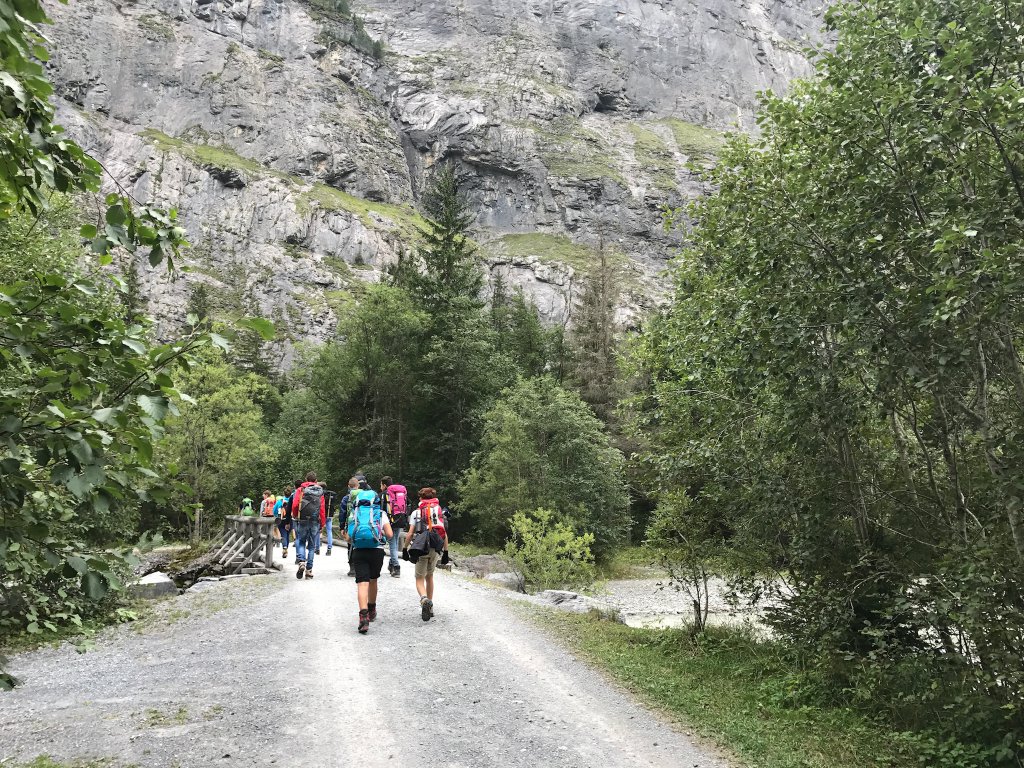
[535,613,917,768]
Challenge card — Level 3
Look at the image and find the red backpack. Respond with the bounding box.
[418,499,446,536]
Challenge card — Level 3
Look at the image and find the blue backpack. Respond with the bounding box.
[348,490,384,549]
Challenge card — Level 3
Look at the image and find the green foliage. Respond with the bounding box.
[490,276,553,379]
[504,508,595,592]
[459,376,628,558]
[156,352,280,536]
[631,0,1024,758]
[569,247,624,423]
[658,118,724,160]
[0,219,208,648]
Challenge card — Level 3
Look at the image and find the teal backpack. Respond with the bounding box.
[348,490,384,549]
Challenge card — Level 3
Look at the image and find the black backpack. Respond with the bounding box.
[297,485,324,522]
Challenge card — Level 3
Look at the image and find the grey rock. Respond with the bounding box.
[184,580,222,594]
[44,0,823,365]
[130,572,178,599]
[485,572,525,592]
[456,554,509,577]
[534,590,623,622]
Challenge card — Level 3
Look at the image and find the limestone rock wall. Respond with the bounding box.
[47,0,821,362]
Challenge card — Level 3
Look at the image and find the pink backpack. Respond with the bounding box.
[386,484,408,525]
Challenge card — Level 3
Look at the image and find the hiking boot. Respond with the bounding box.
[296,564,305,579]
[305,570,313,579]
[358,610,369,634]
[282,549,288,558]
[420,597,433,622]
[316,548,321,555]
[326,549,332,556]
[391,565,401,578]
[294,556,301,565]
[368,603,377,622]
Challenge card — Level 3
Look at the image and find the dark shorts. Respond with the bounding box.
[351,548,385,583]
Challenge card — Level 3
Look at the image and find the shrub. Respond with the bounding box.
[504,508,595,593]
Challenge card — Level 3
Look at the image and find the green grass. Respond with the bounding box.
[529,116,625,184]
[536,614,916,768]
[297,184,426,238]
[140,129,423,241]
[660,118,726,159]
[448,541,498,559]
[497,232,594,270]
[140,129,280,179]
[137,13,174,41]
[144,705,189,727]
[597,545,663,579]
[628,124,680,193]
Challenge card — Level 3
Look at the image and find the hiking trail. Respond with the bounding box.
[0,553,726,767]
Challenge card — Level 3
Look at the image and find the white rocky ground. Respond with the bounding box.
[0,549,727,768]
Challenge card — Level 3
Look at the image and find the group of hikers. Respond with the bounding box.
[238,473,449,634]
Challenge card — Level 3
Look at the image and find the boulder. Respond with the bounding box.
[457,554,509,578]
[130,571,178,599]
[185,580,222,594]
[485,572,524,592]
[534,590,622,622]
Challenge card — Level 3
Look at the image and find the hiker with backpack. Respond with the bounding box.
[381,476,409,578]
[339,476,359,577]
[403,487,449,621]
[239,497,255,516]
[348,478,393,634]
[291,472,326,580]
[285,479,303,565]
[274,485,293,558]
[259,490,276,517]
[314,485,337,556]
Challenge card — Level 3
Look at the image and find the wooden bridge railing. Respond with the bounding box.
[212,515,277,573]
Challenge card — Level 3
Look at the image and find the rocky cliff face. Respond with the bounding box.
[47,0,821,365]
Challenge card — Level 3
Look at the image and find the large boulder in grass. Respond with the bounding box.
[457,554,510,577]
[534,590,623,622]
[130,571,178,599]
[485,572,524,592]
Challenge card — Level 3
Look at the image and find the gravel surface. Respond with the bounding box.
[0,549,726,768]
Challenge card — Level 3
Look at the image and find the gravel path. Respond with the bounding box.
[0,549,726,768]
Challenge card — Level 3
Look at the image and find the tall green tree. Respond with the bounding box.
[632,0,1024,757]
[570,245,623,423]
[459,376,628,559]
[157,353,280,538]
[392,165,508,485]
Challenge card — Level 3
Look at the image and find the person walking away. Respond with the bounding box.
[260,490,276,517]
[405,487,449,621]
[239,497,255,516]
[274,486,292,558]
[348,479,391,634]
[292,473,325,580]
[286,479,303,564]
[340,477,359,577]
[316,486,337,556]
[381,477,408,578]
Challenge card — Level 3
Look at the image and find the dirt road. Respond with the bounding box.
[0,548,725,768]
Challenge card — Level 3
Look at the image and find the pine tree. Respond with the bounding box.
[570,243,622,423]
[391,164,504,482]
